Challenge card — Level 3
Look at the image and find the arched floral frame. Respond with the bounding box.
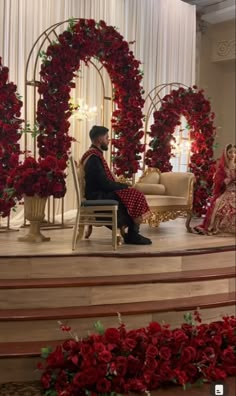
[145,86,216,216]
[37,18,145,178]
[0,58,23,218]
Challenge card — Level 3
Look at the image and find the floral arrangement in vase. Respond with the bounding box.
[6,155,67,200]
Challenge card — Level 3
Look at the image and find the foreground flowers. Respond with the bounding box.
[39,313,236,395]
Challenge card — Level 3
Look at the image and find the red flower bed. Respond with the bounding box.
[39,313,236,395]
[145,86,216,216]
[37,18,145,178]
[0,57,23,217]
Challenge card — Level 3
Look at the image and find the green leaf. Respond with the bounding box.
[193,378,205,387]
[183,382,192,390]
[45,390,58,396]
[94,320,105,335]
[67,17,77,32]
[3,188,15,199]
[41,347,52,359]
[183,312,194,325]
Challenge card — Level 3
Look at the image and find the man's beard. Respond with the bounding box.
[101,144,108,151]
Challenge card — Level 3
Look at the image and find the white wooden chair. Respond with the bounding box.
[70,156,119,250]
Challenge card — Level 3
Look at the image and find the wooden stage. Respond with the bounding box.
[0,218,235,384]
[0,218,235,256]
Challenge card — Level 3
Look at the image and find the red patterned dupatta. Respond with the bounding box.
[81,148,151,223]
[201,146,231,230]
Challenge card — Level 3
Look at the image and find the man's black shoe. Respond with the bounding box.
[124,232,152,245]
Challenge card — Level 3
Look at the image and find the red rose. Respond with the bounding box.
[148,322,162,334]
[145,356,157,370]
[115,356,127,376]
[181,346,197,363]
[96,378,111,393]
[159,346,171,361]
[172,329,188,343]
[46,346,64,368]
[185,364,198,379]
[105,328,120,343]
[41,371,52,389]
[94,342,105,353]
[96,363,107,377]
[123,337,137,350]
[221,346,235,364]
[98,350,112,363]
[146,344,158,358]
[83,367,98,385]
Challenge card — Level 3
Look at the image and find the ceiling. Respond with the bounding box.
[183,0,236,23]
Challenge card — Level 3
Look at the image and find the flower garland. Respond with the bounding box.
[0,57,23,217]
[39,312,236,395]
[145,86,216,216]
[37,18,145,178]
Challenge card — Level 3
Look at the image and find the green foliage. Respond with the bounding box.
[45,390,58,396]
[67,17,77,32]
[22,122,41,138]
[41,347,53,359]
[94,320,105,335]
[183,312,195,326]
[39,50,48,64]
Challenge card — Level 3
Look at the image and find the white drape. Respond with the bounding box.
[0,0,195,224]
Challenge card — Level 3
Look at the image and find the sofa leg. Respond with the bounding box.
[185,212,193,233]
[85,225,93,239]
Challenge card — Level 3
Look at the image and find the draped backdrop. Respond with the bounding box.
[0,0,196,222]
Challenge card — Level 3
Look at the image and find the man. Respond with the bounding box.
[81,125,152,245]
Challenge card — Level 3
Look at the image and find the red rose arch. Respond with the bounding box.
[0,57,23,217]
[145,86,216,216]
[37,18,145,179]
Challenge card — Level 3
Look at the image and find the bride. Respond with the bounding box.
[194,143,236,236]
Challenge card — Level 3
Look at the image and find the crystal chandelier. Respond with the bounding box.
[70,98,98,121]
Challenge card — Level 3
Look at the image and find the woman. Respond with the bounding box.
[194,144,236,236]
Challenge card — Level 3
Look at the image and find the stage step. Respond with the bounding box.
[0,266,235,289]
[0,269,234,309]
[0,248,234,279]
[0,292,235,342]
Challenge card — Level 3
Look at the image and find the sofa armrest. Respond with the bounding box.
[160,172,195,204]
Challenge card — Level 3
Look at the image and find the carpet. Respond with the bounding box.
[0,381,42,396]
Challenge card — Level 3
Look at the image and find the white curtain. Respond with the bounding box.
[0,0,195,225]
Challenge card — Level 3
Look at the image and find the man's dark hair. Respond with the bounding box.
[89,125,109,141]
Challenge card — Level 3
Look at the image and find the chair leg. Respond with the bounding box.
[72,210,80,250]
[185,211,193,233]
[112,211,118,250]
[78,225,85,241]
[85,225,93,239]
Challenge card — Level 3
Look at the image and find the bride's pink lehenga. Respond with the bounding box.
[194,147,236,236]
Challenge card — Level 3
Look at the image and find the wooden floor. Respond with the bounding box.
[0,218,235,256]
[0,377,235,396]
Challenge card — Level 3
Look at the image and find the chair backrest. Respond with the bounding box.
[70,156,82,208]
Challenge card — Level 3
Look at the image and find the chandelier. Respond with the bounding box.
[70,98,98,121]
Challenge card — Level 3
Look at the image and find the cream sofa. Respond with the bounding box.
[134,168,195,230]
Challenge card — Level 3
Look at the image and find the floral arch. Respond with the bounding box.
[37,18,145,178]
[145,86,216,216]
[0,58,23,218]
